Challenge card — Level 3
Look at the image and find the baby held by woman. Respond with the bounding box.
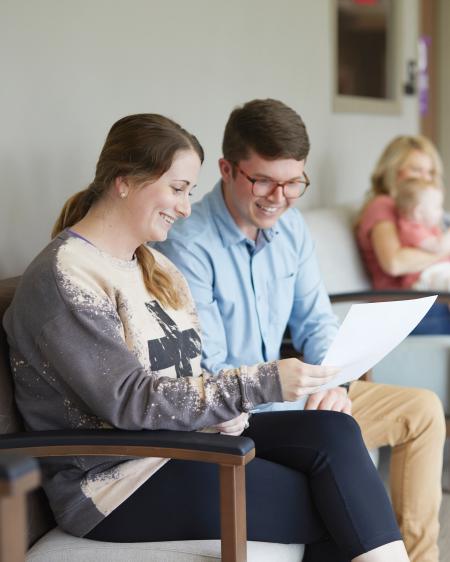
[395,178,450,290]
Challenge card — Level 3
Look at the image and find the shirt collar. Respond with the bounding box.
[209,181,278,249]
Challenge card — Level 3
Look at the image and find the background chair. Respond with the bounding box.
[302,205,450,433]
[0,276,304,562]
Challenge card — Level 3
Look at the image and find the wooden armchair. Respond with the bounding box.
[0,277,304,562]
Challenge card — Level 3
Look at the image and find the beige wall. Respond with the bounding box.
[1,0,420,277]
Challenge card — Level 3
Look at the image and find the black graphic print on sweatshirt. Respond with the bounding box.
[146,300,202,377]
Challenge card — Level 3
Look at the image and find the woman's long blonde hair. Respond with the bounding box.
[369,135,443,198]
[355,135,444,227]
[52,114,204,309]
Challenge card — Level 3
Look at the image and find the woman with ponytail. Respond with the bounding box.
[4,114,407,562]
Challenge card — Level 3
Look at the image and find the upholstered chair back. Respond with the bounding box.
[0,277,56,545]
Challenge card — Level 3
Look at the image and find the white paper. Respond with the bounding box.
[320,295,437,390]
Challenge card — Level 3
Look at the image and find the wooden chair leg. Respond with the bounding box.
[0,455,40,562]
[220,464,247,562]
[0,494,28,562]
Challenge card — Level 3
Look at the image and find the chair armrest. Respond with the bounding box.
[329,289,450,304]
[282,289,450,351]
[0,429,255,466]
[0,430,254,562]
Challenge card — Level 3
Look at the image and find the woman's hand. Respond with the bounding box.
[213,412,249,436]
[277,358,338,401]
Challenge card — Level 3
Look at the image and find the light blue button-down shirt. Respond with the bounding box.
[154,181,339,412]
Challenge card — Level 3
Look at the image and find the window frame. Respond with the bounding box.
[332,0,403,115]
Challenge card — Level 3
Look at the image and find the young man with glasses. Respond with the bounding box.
[155,98,445,562]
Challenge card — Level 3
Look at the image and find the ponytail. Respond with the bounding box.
[135,245,183,309]
[51,187,97,239]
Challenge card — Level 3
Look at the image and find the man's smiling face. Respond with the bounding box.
[220,151,306,240]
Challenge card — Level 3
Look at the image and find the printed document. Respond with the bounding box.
[321,295,437,390]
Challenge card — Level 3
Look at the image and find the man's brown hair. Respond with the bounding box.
[222,99,310,164]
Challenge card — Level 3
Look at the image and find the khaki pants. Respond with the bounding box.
[349,380,446,562]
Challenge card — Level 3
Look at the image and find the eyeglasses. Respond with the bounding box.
[235,164,310,199]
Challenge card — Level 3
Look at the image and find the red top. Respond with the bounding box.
[356,195,421,289]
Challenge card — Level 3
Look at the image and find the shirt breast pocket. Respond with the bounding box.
[268,272,296,326]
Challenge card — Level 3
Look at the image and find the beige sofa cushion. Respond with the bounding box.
[303,206,370,294]
[27,528,305,562]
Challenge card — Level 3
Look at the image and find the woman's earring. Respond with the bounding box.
[120,192,127,199]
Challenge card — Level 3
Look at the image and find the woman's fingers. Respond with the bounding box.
[213,412,249,435]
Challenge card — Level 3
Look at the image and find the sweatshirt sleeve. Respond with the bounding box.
[36,306,283,432]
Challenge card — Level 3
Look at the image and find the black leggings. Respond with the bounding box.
[86,411,401,561]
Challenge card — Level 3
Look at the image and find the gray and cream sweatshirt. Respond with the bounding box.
[3,231,282,537]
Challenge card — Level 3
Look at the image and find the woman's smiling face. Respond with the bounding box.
[120,149,202,244]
